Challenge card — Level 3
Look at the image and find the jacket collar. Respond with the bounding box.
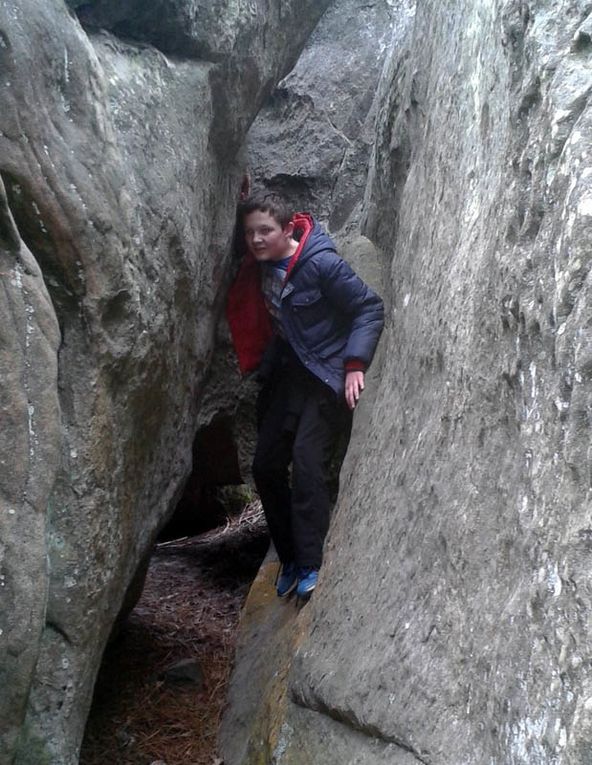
[284,212,314,282]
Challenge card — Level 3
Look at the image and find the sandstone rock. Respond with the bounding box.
[292,1,592,763]
[223,1,592,763]
[219,549,419,765]
[68,0,247,61]
[0,1,330,762]
[218,549,300,765]
[247,0,414,234]
[0,177,61,764]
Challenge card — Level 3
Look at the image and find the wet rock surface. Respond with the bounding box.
[0,1,329,762]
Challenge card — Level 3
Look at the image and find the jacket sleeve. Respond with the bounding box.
[317,253,385,369]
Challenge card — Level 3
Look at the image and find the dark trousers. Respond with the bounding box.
[252,363,350,569]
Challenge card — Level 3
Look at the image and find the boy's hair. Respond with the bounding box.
[239,191,293,228]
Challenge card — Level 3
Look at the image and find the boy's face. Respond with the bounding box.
[244,210,294,262]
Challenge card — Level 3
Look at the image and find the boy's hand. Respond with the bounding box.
[345,371,365,410]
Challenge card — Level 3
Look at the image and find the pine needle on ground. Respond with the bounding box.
[80,502,267,765]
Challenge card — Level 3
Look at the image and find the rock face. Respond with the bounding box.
[247,0,415,234]
[223,1,592,763]
[0,2,330,763]
[0,180,61,765]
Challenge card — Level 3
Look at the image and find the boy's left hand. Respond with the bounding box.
[345,371,365,410]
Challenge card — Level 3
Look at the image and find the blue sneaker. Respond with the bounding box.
[296,567,319,598]
[276,562,298,598]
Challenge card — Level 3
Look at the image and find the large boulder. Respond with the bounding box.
[223,0,592,763]
[247,0,415,234]
[0,179,61,765]
[0,1,330,762]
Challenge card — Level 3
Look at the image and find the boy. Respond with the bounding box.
[227,192,384,598]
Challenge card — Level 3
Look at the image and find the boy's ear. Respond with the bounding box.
[283,221,294,238]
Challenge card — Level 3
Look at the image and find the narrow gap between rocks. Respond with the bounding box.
[80,500,268,765]
[160,417,244,542]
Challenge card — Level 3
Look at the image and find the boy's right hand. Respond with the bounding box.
[345,371,365,410]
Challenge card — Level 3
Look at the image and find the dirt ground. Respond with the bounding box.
[80,503,268,765]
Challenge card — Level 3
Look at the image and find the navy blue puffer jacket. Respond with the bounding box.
[275,215,384,396]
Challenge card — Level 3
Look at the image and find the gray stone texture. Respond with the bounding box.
[291,1,592,763]
[0,178,61,764]
[247,0,415,235]
[274,704,422,765]
[223,0,592,763]
[0,1,330,762]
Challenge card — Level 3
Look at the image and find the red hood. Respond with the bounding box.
[226,212,314,374]
[285,212,313,281]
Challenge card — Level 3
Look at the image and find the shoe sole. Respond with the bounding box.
[296,584,316,598]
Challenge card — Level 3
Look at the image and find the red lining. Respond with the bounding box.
[284,213,313,283]
[226,213,315,374]
[226,250,273,373]
[344,359,366,373]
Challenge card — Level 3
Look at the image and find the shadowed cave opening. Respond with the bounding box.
[81,513,268,764]
[81,417,269,764]
[160,415,247,541]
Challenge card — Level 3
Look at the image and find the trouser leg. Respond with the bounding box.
[291,390,342,569]
[252,387,295,564]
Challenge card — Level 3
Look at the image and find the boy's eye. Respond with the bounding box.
[245,226,275,237]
